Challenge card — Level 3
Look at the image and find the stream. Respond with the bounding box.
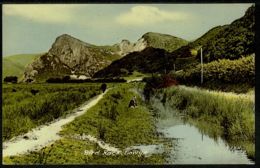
[151,96,254,164]
[131,88,254,164]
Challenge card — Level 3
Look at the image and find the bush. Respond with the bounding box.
[143,74,179,101]
[4,76,18,84]
[175,55,255,93]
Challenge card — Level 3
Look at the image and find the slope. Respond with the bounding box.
[94,5,255,78]
[2,53,44,80]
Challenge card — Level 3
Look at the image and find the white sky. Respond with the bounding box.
[2,3,253,56]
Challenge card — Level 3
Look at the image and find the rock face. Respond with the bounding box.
[48,34,115,76]
[22,32,188,82]
[118,38,147,56]
[22,34,120,82]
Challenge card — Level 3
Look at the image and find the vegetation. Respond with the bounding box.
[3,53,44,80]
[3,83,166,164]
[121,71,149,82]
[152,85,255,160]
[202,5,255,62]
[172,55,255,93]
[2,5,255,165]
[46,76,126,83]
[93,47,174,77]
[3,137,164,164]
[142,32,189,52]
[3,76,18,84]
[60,84,158,148]
[2,83,100,141]
[94,5,254,81]
[143,74,179,101]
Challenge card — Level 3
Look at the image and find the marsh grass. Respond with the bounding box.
[154,85,255,160]
[2,83,100,141]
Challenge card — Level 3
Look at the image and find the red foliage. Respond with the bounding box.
[155,74,179,89]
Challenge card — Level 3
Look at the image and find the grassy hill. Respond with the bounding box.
[142,32,189,52]
[93,25,229,78]
[94,5,255,82]
[3,53,44,80]
[202,5,255,62]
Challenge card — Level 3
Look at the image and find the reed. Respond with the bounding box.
[154,85,255,159]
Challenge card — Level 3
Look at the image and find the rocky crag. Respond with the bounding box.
[22,32,188,82]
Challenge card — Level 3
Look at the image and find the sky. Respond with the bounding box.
[2,3,254,57]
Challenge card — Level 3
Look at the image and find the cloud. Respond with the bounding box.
[115,6,189,26]
[3,4,82,23]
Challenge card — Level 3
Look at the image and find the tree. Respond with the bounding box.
[4,76,18,84]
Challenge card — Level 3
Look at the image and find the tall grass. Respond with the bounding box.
[60,84,158,148]
[3,137,164,164]
[2,83,100,141]
[153,85,255,159]
[3,83,165,164]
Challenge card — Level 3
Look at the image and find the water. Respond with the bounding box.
[150,96,254,164]
[159,122,253,164]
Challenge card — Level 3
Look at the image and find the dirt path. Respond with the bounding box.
[3,89,112,157]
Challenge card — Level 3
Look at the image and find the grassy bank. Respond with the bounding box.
[153,85,255,160]
[60,84,157,148]
[3,137,164,164]
[3,84,165,164]
[2,83,100,141]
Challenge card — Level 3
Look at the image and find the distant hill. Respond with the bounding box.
[93,25,230,78]
[3,54,44,80]
[22,34,122,82]
[21,32,188,82]
[142,32,189,52]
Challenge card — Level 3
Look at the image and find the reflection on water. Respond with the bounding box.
[150,96,254,164]
[159,122,253,164]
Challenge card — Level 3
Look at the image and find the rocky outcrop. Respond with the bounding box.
[22,34,120,82]
[118,38,147,56]
[22,32,188,82]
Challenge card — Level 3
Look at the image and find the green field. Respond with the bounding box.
[3,83,166,164]
[3,80,255,164]
[2,83,100,141]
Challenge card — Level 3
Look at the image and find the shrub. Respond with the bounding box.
[4,76,18,84]
[143,74,179,101]
[174,55,255,93]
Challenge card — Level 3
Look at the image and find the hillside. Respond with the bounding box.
[94,5,255,78]
[142,32,189,52]
[22,34,122,82]
[2,54,44,80]
[93,25,229,78]
[201,5,255,62]
[21,32,188,82]
[93,47,172,78]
